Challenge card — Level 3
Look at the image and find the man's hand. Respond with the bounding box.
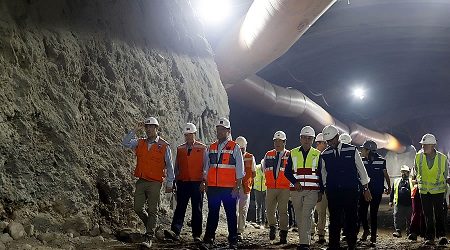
[200,181,207,193]
[389,202,393,207]
[363,189,372,202]
[294,182,303,192]
[165,186,174,193]
[317,192,323,203]
[385,186,391,195]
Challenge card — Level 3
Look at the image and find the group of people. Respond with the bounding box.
[122,116,449,250]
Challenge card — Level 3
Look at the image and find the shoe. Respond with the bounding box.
[424,239,435,245]
[316,235,326,244]
[164,229,180,241]
[341,235,347,241]
[237,233,243,242]
[269,226,276,241]
[279,230,288,244]
[291,227,298,232]
[392,231,401,238]
[438,237,449,245]
[407,233,417,241]
[254,224,261,229]
[360,230,370,241]
[194,236,201,243]
[229,242,238,249]
[369,236,376,247]
[141,234,153,249]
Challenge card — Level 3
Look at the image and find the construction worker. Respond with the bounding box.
[253,159,267,229]
[263,131,291,244]
[122,117,175,248]
[164,123,207,242]
[412,133,449,245]
[285,126,323,250]
[320,125,371,250]
[339,133,352,144]
[408,181,426,241]
[389,165,412,238]
[358,140,391,247]
[311,133,328,244]
[235,136,256,240]
[200,117,245,249]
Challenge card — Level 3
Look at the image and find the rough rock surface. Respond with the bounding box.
[0,0,228,239]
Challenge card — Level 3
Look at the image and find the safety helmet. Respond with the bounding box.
[300,126,315,137]
[183,123,197,134]
[273,131,287,141]
[216,117,231,129]
[315,133,325,142]
[419,133,437,145]
[144,117,159,126]
[339,133,352,144]
[361,140,377,151]
[235,136,248,148]
[322,125,339,141]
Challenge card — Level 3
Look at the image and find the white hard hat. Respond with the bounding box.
[300,126,315,137]
[144,116,159,126]
[339,133,352,144]
[216,117,231,129]
[322,125,339,141]
[400,165,410,172]
[183,123,197,134]
[235,136,248,148]
[419,133,437,144]
[315,133,325,142]
[273,131,287,141]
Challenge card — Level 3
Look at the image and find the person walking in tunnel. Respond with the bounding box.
[285,126,323,250]
[311,133,328,244]
[235,136,256,241]
[320,125,372,250]
[338,133,352,145]
[358,140,391,247]
[412,133,449,246]
[408,182,426,241]
[263,131,291,244]
[389,165,412,238]
[122,116,175,248]
[200,117,245,249]
[253,159,267,229]
[164,123,207,243]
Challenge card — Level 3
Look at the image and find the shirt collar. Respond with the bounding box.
[147,136,160,144]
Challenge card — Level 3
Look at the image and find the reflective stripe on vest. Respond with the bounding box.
[242,152,254,194]
[207,140,237,187]
[253,165,267,191]
[176,142,206,181]
[290,147,321,191]
[416,151,447,194]
[264,149,291,189]
[393,178,413,205]
[134,138,168,182]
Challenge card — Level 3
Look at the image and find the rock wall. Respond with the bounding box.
[0,0,228,234]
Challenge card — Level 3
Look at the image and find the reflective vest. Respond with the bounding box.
[321,144,359,190]
[264,149,291,189]
[176,141,206,181]
[134,138,168,182]
[289,147,321,191]
[253,164,267,192]
[415,150,447,194]
[242,152,255,194]
[207,140,237,188]
[362,153,386,194]
[393,177,413,205]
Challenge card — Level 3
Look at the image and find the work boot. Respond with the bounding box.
[269,226,276,241]
[407,233,417,241]
[438,237,449,245]
[279,230,288,244]
[237,233,243,242]
[392,230,401,238]
[316,235,326,244]
[164,229,180,241]
[369,236,376,247]
[360,229,370,241]
[141,234,153,249]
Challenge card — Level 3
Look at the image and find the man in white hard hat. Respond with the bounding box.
[200,117,245,249]
[262,131,291,244]
[311,133,328,244]
[285,126,322,250]
[164,123,207,242]
[389,165,412,238]
[320,125,371,250]
[411,133,449,245]
[122,116,175,248]
[235,136,256,241]
[339,133,352,144]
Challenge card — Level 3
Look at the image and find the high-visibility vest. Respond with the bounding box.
[415,150,447,194]
[289,147,321,191]
[253,164,267,192]
[242,152,255,194]
[134,138,168,182]
[176,141,206,181]
[264,149,291,189]
[393,177,413,205]
[207,140,237,188]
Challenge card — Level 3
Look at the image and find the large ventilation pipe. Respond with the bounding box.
[214,0,404,152]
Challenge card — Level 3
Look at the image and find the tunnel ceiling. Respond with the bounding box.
[215,0,450,155]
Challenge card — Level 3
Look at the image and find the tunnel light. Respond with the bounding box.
[353,87,365,100]
[196,0,231,25]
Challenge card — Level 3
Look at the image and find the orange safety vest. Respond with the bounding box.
[134,138,168,182]
[176,141,206,181]
[264,149,291,189]
[243,152,255,194]
[207,140,237,188]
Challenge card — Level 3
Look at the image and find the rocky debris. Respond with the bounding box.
[36,232,56,244]
[24,224,34,237]
[89,223,100,237]
[0,233,13,244]
[0,242,5,250]
[0,222,7,232]
[6,221,25,240]
[99,224,112,235]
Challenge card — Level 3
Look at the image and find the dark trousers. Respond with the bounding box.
[410,195,425,236]
[204,187,238,244]
[254,190,266,224]
[171,181,203,237]
[327,189,359,249]
[420,192,446,240]
[288,200,297,227]
[358,192,382,240]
